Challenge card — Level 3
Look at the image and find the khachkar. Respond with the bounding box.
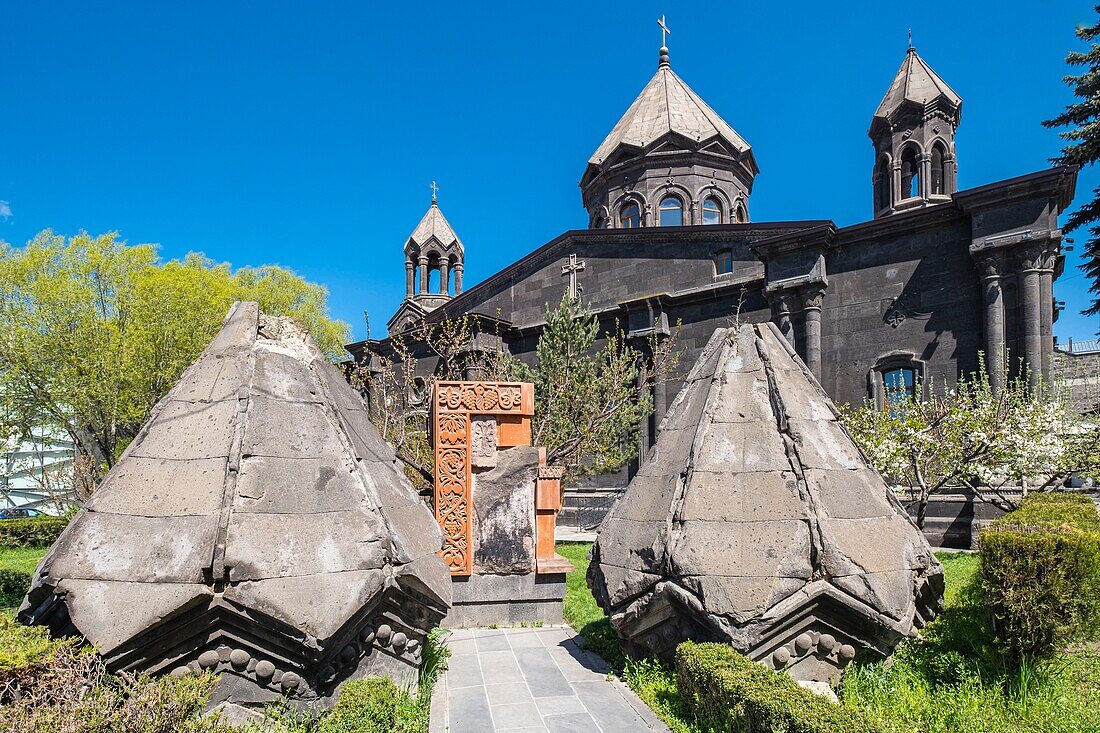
[587,323,944,684]
[18,302,451,714]
[432,381,572,626]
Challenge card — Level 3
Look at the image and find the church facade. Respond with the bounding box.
[350,42,1077,469]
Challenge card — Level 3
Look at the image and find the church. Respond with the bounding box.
[349,37,1077,478]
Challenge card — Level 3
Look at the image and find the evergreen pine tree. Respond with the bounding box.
[1044,7,1100,317]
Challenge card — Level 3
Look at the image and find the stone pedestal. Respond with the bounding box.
[445,572,567,627]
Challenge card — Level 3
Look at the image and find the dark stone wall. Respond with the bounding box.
[823,216,982,407]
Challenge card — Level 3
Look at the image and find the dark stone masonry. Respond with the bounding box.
[587,324,944,683]
[351,43,1079,492]
[19,303,451,716]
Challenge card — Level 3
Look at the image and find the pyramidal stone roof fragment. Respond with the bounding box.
[588,323,943,684]
[19,302,451,711]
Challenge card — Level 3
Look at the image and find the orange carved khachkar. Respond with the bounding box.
[432,382,534,575]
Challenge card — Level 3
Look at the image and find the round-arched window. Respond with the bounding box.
[734,202,747,223]
[702,196,722,225]
[930,143,947,196]
[659,196,683,226]
[619,202,641,229]
[901,146,921,199]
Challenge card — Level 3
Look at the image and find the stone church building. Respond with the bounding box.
[350,42,1077,488]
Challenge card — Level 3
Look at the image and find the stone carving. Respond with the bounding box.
[470,416,499,468]
[433,381,533,575]
[587,323,944,684]
[18,302,451,713]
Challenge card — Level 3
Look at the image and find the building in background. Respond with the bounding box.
[1,427,75,516]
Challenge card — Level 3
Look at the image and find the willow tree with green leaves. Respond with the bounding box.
[1044,7,1100,317]
[0,230,349,485]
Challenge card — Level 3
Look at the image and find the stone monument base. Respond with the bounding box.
[444,572,567,628]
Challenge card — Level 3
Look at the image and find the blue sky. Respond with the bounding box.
[2,2,1099,342]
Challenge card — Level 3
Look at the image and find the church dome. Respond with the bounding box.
[581,45,758,229]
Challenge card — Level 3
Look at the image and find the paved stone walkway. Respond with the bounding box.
[430,626,670,733]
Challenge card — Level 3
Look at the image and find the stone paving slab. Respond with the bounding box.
[429,626,669,732]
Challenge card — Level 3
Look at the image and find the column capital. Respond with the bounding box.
[976,251,1009,280]
[799,283,827,311]
[418,255,429,265]
[1015,242,1047,273]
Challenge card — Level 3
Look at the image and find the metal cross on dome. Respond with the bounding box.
[561,253,586,301]
[430,180,439,203]
[658,15,671,47]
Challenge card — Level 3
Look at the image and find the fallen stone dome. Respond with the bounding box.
[587,323,943,683]
[19,302,451,710]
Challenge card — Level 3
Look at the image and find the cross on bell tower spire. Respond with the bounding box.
[657,15,671,67]
[430,180,439,205]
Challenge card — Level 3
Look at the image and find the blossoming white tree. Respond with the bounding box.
[842,359,1100,528]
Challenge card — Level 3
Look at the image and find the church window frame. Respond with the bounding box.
[658,195,684,227]
[733,201,747,223]
[702,196,723,225]
[869,353,925,416]
[619,202,641,229]
[930,141,948,196]
[874,154,892,212]
[713,249,734,276]
[900,144,922,201]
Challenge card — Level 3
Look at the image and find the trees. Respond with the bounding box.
[0,230,349,483]
[842,361,1100,527]
[352,297,679,486]
[1044,8,1100,316]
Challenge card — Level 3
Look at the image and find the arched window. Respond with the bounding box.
[734,202,747,223]
[702,196,722,225]
[619,202,640,229]
[713,250,733,275]
[901,146,921,200]
[870,354,924,418]
[874,157,891,211]
[930,143,947,196]
[659,196,683,226]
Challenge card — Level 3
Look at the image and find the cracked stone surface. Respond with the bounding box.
[587,323,944,684]
[19,302,451,711]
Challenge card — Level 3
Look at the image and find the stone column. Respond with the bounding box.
[918,152,932,199]
[440,256,450,296]
[418,256,429,296]
[770,292,794,348]
[978,253,1006,392]
[455,264,464,295]
[1017,244,1044,387]
[800,285,826,379]
[405,259,415,298]
[1039,247,1056,382]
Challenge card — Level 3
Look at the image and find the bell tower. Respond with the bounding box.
[870,44,962,218]
[387,184,465,333]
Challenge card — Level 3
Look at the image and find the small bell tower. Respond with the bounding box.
[869,42,962,217]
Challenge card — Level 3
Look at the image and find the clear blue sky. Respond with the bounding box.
[2,2,1099,342]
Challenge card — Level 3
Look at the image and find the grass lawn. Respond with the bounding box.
[558,542,1100,733]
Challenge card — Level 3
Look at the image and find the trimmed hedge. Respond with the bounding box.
[0,568,32,598]
[0,516,68,548]
[675,641,882,733]
[979,491,1100,659]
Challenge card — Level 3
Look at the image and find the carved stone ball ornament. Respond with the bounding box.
[18,303,451,712]
[587,324,944,684]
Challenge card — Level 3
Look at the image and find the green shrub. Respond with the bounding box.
[675,641,882,733]
[979,491,1100,660]
[0,516,68,548]
[318,677,399,733]
[0,568,32,598]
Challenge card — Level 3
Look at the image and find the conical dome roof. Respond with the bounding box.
[406,200,463,255]
[589,323,943,683]
[587,54,754,169]
[874,47,961,124]
[21,302,450,708]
